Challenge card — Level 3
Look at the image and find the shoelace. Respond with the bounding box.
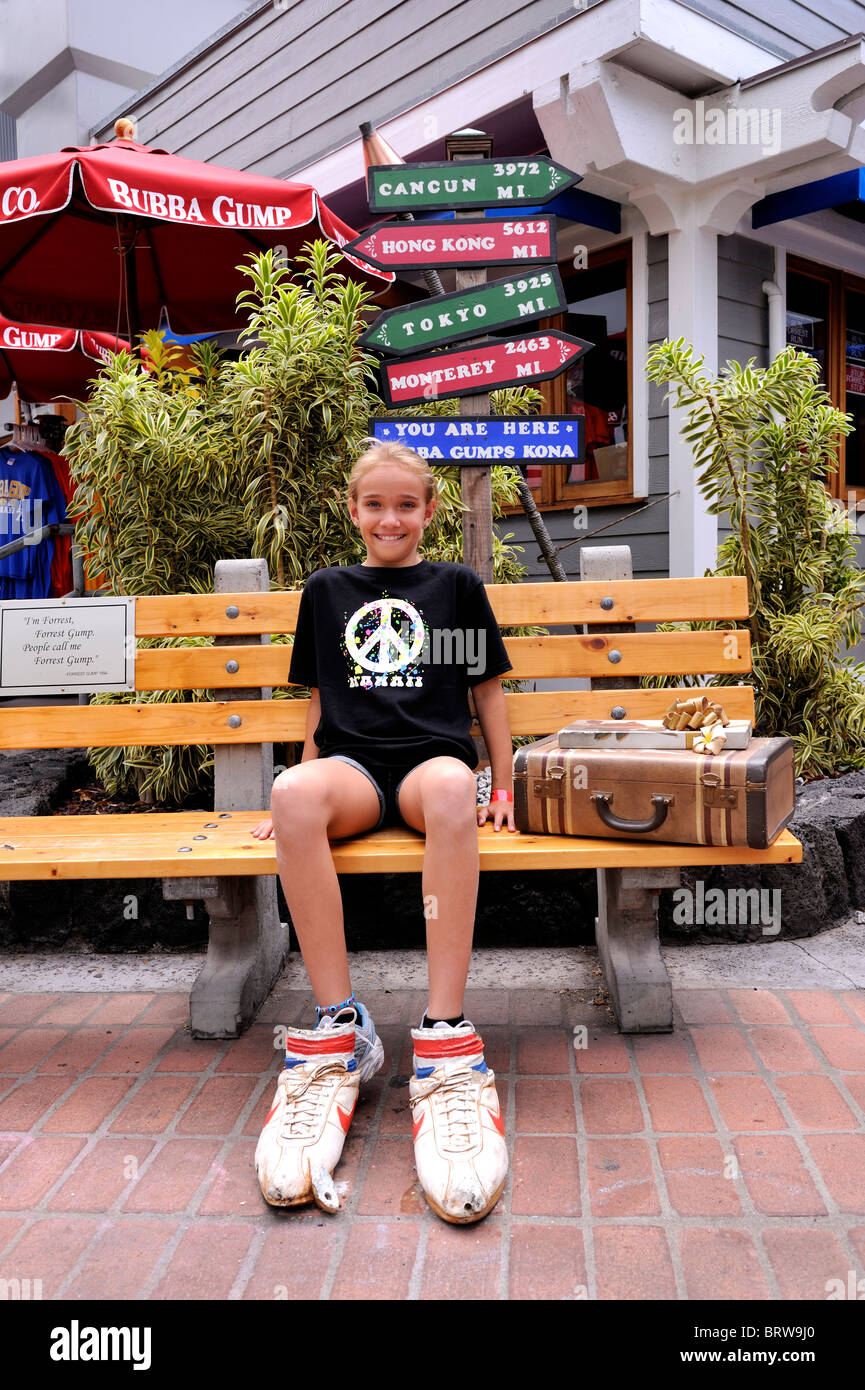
[278,1061,349,1140]
[409,1066,482,1153]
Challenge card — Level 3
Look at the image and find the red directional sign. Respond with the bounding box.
[378,331,593,407]
[344,217,556,271]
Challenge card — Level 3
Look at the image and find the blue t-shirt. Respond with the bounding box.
[0,449,67,599]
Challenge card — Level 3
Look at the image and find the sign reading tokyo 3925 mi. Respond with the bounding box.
[360,267,566,355]
[368,158,580,213]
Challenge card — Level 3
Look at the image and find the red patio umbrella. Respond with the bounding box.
[0,313,129,403]
[0,120,393,337]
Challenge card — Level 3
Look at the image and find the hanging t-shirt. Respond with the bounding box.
[30,447,74,597]
[0,448,67,599]
[288,559,513,770]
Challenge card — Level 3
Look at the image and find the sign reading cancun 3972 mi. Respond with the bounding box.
[360,267,566,355]
[368,158,580,212]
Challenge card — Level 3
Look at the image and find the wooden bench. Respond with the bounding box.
[0,553,802,1038]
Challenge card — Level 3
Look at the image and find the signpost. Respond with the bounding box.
[369,415,584,464]
[343,216,556,271]
[359,266,567,355]
[357,124,588,598]
[378,331,593,406]
[0,596,135,696]
[367,157,581,213]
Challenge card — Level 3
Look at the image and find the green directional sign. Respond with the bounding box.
[359,266,567,356]
[367,157,580,213]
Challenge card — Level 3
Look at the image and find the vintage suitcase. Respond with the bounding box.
[513,734,795,849]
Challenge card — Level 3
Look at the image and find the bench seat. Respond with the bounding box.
[0,812,803,878]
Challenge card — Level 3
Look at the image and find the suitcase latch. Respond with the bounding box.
[533,764,566,798]
[701,773,739,808]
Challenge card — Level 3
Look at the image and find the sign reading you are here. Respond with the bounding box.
[0,596,136,695]
[370,416,585,462]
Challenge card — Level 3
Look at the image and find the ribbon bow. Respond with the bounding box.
[662,696,729,755]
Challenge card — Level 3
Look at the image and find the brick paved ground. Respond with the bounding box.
[0,983,864,1301]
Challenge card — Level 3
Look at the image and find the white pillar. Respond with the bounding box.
[666,210,719,577]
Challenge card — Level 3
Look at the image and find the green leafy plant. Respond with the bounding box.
[643,339,865,779]
[63,243,543,800]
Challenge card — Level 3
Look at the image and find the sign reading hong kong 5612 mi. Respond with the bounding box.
[367,158,580,213]
[344,218,556,270]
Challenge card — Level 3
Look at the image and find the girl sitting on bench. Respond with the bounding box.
[250,438,515,1224]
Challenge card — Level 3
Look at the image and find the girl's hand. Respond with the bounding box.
[477,800,516,833]
[250,816,274,840]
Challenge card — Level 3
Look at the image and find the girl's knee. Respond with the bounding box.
[422,763,477,820]
[271,766,328,827]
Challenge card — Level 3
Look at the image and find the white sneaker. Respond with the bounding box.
[254,1020,358,1212]
[409,1019,508,1224]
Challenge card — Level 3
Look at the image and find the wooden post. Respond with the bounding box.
[447,130,494,583]
[447,132,494,765]
[163,557,288,1037]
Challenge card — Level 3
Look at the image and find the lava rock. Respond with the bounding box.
[657,772,864,943]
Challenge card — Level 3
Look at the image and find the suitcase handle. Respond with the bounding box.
[590,792,674,833]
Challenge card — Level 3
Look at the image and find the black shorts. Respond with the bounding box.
[322,754,423,830]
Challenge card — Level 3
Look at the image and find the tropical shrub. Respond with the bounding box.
[643,339,865,779]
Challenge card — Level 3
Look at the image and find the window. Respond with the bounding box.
[786,257,865,498]
[502,242,632,513]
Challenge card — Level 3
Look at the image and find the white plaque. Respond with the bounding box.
[0,596,136,695]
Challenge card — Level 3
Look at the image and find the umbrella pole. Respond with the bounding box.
[115,215,142,346]
[125,234,141,346]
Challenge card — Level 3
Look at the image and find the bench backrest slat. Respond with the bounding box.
[0,686,757,751]
[131,629,751,690]
[132,576,750,636]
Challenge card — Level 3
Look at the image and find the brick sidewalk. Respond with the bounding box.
[0,983,864,1300]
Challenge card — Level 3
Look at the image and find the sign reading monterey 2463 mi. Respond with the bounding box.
[368,158,580,213]
[360,267,566,355]
[378,331,593,406]
[371,416,585,464]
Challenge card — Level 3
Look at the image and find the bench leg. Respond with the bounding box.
[595,867,680,1034]
[165,875,288,1039]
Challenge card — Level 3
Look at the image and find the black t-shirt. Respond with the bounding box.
[288,559,513,770]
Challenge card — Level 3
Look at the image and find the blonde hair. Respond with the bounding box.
[347,438,438,505]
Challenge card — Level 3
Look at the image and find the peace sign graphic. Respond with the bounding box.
[345,598,426,674]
